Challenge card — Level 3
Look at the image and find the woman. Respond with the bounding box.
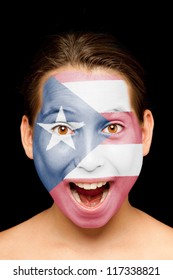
[0,31,173,259]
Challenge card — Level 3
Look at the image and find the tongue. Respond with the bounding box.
[72,184,107,207]
[79,193,103,207]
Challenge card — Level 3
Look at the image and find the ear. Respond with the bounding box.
[20,115,33,159]
[142,109,154,156]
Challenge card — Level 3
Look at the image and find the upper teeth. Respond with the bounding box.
[75,182,106,190]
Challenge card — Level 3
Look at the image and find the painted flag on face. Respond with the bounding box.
[33,72,143,193]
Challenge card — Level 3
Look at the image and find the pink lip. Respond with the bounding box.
[50,176,137,228]
[64,176,116,184]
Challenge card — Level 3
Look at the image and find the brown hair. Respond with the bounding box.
[21,31,148,126]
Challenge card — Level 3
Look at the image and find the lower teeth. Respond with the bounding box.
[100,190,108,202]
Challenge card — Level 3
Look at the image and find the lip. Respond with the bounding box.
[64,176,116,184]
[50,176,137,228]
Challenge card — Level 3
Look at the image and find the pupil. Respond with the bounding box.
[58,126,67,134]
[109,125,117,133]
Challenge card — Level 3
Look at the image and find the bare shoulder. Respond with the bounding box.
[0,206,173,260]
[138,209,173,236]
[0,210,49,260]
[134,209,173,259]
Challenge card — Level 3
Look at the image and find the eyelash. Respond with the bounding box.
[51,122,123,136]
[102,123,123,134]
[51,123,74,136]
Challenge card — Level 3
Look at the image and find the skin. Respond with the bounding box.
[0,66,173,260]
[32,70,143,228]
[21,67,154,232]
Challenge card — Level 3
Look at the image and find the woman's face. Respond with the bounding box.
[33,68,143,228]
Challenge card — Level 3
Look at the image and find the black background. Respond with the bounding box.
[1,3,173,231]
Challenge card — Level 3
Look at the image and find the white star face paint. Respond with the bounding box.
[33,69,143,228]
[38,106,85,150]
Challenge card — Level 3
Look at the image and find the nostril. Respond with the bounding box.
[77,158,104,172]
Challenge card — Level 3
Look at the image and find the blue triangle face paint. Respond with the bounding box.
[34,77,111,191]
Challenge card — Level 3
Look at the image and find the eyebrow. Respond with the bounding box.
[41,105,79,116]
[103,107,129,112]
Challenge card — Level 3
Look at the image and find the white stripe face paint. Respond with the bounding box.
[63,80,131,112]
[33,69,143,228]
[65,144,143,179]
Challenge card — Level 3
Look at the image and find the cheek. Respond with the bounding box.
[101,143,143,176]
[33,128,76,191]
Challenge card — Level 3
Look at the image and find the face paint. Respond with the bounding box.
[33,70,143,228]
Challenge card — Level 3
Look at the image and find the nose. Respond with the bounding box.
[75,125,106,172]
[77,147,104,172]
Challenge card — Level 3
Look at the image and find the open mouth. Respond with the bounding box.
[69,181,110,208]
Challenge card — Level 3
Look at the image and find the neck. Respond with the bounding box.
[48,199,134,240]
[41,199,140,259]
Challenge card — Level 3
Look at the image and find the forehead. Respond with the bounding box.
[42,70,131,112]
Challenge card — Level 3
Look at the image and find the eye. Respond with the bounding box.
[102,123,123,134]
[52,124,74,136]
